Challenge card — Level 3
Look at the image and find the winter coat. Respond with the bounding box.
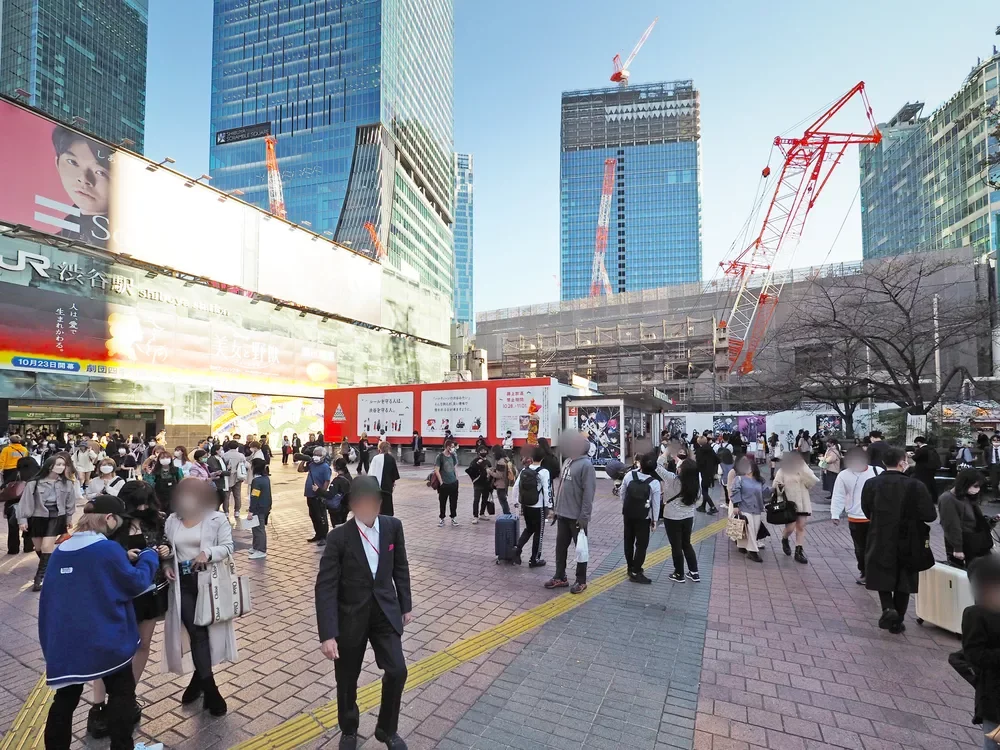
[861,470,936,593]
[962,604,1000,725]
[162,512,238,675]
[773,466,818,515]
[695,445,720,479]
[822,446,842,474]
[910,445,941,500]
[938,491,990,560]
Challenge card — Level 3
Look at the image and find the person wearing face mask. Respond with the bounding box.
[144,439,159,462]
[939,469,994,569]
[468,446,495,523]
[172,446,194,477]
[115,444,137,482]
[206,443,229,510]
[145,452,183,514]
[434,440,460,527]
[186,449,214,482]
[830,447,879,585]
[86,458,126,499]
[17,452,79,591]
[162,478,237,716]
[305,447,333,544]
[72,440,99,487]
[38,495,159,750]
[87,482,171,739]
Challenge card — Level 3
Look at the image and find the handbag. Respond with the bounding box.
[765,488,798,525]
[726,514,748,542]
[963,504,995,559]
[194,556,252,626]
[426,471,441,490]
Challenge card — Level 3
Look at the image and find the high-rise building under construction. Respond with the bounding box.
[559,81,702,301]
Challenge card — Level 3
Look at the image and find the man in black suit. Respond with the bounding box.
[410,431,423,467]
[316,476,412,750]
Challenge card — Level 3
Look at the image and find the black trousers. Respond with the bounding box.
[473,484,493,517]
[624,518,651,575]
[307,495,329,538]
[554,517,586,584]
[179,573,214,680]
[438,482,458,519]
[990,464,1000,497]
[358,451,370,475]
[335,601,407,738]
[46,663,135,750]
[282,450,290,465]
[878,590,910,618]
[495,488,511,515]
[698,475,717,510]
[849,521,869,576]
[516,506,543,561]
[665,517,698,574]
[381,491,394,517]
[6,506,33,554]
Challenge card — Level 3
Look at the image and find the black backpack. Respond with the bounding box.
[623,471,654,520]
[519,466,541,506]
[717,447,733,464]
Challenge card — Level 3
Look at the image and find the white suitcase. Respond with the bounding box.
[915,563,974,635]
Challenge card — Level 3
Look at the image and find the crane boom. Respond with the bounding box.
[264,135,287,220]
[364,221,386,260]
[589,158,616,297]
[721,82,881,376]
[611,17,658,85]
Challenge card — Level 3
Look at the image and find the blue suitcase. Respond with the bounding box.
[495,513,519,563]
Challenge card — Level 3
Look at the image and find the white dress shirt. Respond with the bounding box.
[356,517,380,577]
[991,445,1000,465]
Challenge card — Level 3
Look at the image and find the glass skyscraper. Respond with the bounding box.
[860,51,1000,260]
[0,0,148,150]
[209,0,455,296]
[452,152,472,326]
[560,81,702,301]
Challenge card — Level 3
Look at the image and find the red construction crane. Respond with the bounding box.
[264,135,287,220]
[611,17,658,86]
[364,221,386,260]
[590,157,616,297]
[720,82,881,376]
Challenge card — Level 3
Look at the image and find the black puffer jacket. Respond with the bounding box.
[962,604,1000,724]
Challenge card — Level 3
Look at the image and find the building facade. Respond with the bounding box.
[209,0,455,297]
[860,51,1000,260]
[453,152,473,326]
[560,81,702,301]
[0,0,148,150]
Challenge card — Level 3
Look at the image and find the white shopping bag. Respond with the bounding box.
[574,529,589,563]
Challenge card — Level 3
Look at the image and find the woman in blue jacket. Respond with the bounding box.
[39,494,159,750]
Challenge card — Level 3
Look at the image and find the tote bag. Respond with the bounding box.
[195,556,252,626]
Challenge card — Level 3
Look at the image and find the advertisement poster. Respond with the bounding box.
[713,414,738,434]
[212,392,323,447]
[421,389,487,438]
[662,416,687,437]
[358,392,414,437]
[496,386,549,440]
[572,404,621,467]
[738,415,766,443]
[815,415,844,434]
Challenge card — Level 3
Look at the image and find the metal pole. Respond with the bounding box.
[933,293,942,393]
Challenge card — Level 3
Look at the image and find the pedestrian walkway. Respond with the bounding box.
[0,464,987,750]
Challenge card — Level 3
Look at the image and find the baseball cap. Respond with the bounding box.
[85,494,129,516]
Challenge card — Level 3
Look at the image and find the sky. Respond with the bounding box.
[145,0,1000,315]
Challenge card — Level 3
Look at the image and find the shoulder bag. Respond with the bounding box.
[195,555,252,626]
[765,487,798,525]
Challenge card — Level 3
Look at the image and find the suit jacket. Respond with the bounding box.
[315,515,411,643]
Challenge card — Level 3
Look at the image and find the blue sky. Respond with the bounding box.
[146,0,999,314]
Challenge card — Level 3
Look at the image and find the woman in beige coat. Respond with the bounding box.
[773,450,818,564]
[163,479,237,716]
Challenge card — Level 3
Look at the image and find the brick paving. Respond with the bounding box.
[0,464,988,750]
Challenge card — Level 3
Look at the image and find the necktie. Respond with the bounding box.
[994,448,998,464]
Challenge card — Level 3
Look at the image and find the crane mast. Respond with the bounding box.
[720,82,881,376]
[590,157,616,297]
[264,135,287,220]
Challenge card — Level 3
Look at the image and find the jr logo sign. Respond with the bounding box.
[0,250,51,278]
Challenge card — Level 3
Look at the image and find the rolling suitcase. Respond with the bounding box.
[915,562,974,635]
[495,513,519,564]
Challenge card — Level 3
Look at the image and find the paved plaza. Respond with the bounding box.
[0,463,987,750]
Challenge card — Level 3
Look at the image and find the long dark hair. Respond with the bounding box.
[40,452,74,482]
[334,457,352,480]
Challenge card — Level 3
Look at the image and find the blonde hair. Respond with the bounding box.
[74,507,119,534]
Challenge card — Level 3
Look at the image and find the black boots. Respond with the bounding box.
[781,537,791,556]
[794,546,808,564]
[180,674,203,705]
[32,552,50,592]
[747,551,763,563]
[202,676,227,717]
[87,704,109,739]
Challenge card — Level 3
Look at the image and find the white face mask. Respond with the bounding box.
[149,441,156,447]
[173,450,182,458]
[99,465,114,474]
[159,458,172,466]
[312,455,323,463]
[118,448,126,455]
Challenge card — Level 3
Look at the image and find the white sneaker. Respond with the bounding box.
[451,519,459,527]
[247,550,267,560]
[471,517,479,524]
[437,519,445,527]
[135,743,164,750]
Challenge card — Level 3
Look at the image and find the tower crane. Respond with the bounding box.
[264,135,287,220]
[364,221,387,260]
[719,82,881,376]
[611,17,658,86]
[589,157,616,297]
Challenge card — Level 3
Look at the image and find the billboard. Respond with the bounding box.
[357,392,414,437]
[212,392,323,445]
[421,389,487,438]
[0,99,383,329]
[495,386,549,441]
[738,415,766,442]
[215,122,271,145]
[568,401,623,468]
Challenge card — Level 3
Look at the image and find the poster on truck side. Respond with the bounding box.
[357,391,413,438]
[570,403,621,467]
[421,389,487,439]
[495,386,549,441]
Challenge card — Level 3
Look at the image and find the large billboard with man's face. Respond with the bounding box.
[0,98,384,329]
